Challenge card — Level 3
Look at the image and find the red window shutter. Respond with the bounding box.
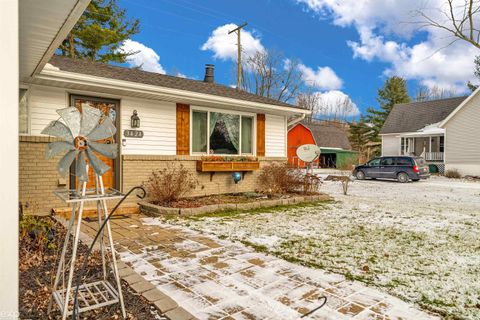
[176,103,190,155]
[257,114,265,157]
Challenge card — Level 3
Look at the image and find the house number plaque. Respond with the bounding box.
[124,129,144,138]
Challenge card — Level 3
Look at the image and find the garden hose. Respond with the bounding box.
[300,296,327,318]
[72,186,146,320]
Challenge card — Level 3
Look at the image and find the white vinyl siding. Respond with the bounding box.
[28,85,67,135]
[121,98,176,155]
[444,92,480,165]
[381,135,401,156]
[265,114,286,157]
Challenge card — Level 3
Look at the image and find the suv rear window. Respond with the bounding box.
[396,157,413,166]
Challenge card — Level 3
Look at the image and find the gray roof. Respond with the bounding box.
[300,121,352,150]
[380,96,467,134]
[48,55,299,109]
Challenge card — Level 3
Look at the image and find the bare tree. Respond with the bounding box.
[297,91,321,122]
[316,96,355,122]
[415,85,458,101]
[241,49,302,103]
[416,0,480,49]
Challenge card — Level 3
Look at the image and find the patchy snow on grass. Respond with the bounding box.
[169,177,480,319]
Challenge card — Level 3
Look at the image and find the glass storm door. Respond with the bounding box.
[69,95,119,190]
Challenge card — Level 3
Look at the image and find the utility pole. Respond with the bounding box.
[229,22,247,90]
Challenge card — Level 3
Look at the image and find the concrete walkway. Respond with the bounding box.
[81,215,438,320]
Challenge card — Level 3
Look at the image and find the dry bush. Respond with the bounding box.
[445,169,461,179]
[258,162,321,194]
[145,165,197,205]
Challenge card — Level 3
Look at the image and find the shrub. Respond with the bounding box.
[445,169,461,179]
[145,165,197,204]
[19,215,57,252]
[258,163,321,194]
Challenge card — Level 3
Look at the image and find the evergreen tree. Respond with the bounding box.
[365,76,411,141]
[59,0,140,63]
[467,55,480,91]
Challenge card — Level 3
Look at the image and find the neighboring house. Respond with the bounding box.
[287,121,357,169]
[19,56,309,214]
[380,94,480,175]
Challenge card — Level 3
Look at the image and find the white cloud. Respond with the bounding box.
[120,39,166,74]
[297,0,477,92]
[201,23,265,60]
[316,90,360,117]
[298,63,343,90]
[175,72,187,78]
[305,90,360,118]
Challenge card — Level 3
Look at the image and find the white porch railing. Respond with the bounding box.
[423,152,444,161]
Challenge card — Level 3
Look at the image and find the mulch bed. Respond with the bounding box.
[152,192,315,208]
[19,215,164,320]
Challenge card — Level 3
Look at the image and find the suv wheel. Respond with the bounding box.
[397,172,409,183]
[356,170,366,180]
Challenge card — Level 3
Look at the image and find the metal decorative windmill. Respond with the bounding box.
[45,105,126,319]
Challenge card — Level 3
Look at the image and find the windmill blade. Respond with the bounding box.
[41,121,74,141]
[76,151,89,182]
[46,141,75,159]
[57,150,78,177]
[86,116,116,141]
[79,104,103,137]
[57,107,81,137]
[89,141,118,159]
[86,148,111,176]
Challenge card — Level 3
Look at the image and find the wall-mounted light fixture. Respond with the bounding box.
[131,110,140,128]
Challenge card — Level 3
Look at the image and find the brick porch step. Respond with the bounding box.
[52,204,140,218]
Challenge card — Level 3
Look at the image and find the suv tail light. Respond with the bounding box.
[413,165,419,173]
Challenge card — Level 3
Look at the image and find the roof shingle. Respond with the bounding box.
[300,121,352,150]
[48,55,300,109]
[380,96,467,134]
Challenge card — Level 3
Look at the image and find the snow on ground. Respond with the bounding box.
[169,176,480,319]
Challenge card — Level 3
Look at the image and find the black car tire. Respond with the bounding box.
[397,172,409,183]
[356,170,366,180]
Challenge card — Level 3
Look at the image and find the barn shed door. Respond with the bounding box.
[69,95,120,190]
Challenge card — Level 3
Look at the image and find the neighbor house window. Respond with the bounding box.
[19,88,28,134]
[191,109,254,155]
[439,136,445,153]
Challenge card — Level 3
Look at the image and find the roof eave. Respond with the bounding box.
[439,88,480,128]
[36,68,311,116]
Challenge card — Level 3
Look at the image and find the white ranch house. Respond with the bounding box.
[380,92,480,176]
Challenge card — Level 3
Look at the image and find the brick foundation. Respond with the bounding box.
[122,155,286,201]
[19,136,70,215]
[19,136,286,214]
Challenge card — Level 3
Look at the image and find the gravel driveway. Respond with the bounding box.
[170,176,480,319]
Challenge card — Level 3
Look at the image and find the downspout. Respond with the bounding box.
[287,113,306,127]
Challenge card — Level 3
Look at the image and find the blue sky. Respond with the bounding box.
[117,0,477,118]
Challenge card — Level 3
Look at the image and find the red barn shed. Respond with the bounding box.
[287,123,317,167]
[288,121,355,168]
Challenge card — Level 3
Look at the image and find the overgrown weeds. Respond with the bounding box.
[445,169,461,179]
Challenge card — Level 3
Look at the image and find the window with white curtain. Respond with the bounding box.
[191,109,254,155]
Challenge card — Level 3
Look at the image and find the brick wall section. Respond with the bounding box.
[19,136,69,215]
[122,155,286,201]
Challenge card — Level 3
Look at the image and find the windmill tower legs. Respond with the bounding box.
[48,168,126,319]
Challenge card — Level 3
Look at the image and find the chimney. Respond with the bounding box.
[204,64,215,83]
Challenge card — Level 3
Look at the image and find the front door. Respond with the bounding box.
[69,95,120,190]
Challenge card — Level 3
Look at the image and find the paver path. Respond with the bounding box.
[81,215,438,320]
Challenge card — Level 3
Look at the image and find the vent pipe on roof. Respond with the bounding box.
[204,64,215,83]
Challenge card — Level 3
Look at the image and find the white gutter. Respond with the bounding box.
[36,69,311,115]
